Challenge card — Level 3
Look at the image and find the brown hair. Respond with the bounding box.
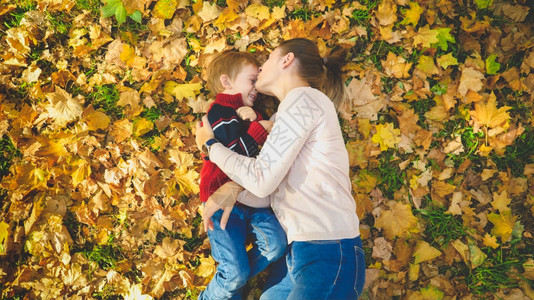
[278,38,347,109]
[206,50,261,94]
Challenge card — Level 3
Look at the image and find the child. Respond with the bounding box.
[198,50,287,300]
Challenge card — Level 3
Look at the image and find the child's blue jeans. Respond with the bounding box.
[199,205,287,300]
[260,236,366,300]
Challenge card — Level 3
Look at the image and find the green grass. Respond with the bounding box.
[76,0,101,13]
[491,127,534,177]
[83,235,125,272]
[46,12,70,34]
[350,0,378,27]
[264,0,286,8]
[466,243,528,296]
[377,151,405,199]
[419,206,467,247]
[86,84,124,120]
[2,0,36,29]
[0,136,21,181]
[410,98,436,129]
[289,7,320,21]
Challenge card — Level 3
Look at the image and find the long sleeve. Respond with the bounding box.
[208,104,267,157]
[209,90,318,198]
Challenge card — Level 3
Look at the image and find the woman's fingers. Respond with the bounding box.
[202,200,219,232]
[219,206,233,230]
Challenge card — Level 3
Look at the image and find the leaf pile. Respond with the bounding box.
[0,0,533,299]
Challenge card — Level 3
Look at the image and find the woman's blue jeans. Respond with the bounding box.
[261,236,366,300]
[199,205,287,300]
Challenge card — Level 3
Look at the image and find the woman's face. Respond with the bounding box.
[255,48,282,96]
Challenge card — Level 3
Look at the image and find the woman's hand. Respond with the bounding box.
[202,198,234,232]
[236,107,257,121]
[196,115,215,152]
[258,120,273,133]
[202,181,242,231]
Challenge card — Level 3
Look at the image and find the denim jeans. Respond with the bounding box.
[261,236,366,300]
[199,205,287,300]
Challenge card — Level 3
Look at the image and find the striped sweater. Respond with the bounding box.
[199,93,268,202]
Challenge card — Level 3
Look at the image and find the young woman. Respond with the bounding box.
[196,38,365,299]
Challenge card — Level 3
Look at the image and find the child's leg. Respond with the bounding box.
[199,207,250,300]
[246,207,287,277]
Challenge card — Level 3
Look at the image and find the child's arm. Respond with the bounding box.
[208,104,269,157]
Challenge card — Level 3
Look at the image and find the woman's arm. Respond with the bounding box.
[207,96,318,197]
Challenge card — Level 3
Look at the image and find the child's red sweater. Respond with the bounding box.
[199,93,268,202]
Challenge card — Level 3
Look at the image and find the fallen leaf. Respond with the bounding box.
[375,202,419,240]
[45,87,83,127]
[488,210,517,243]
[372,123,401,151]
[413,240,442,264]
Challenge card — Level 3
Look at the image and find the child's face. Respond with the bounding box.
[227,64,259,107]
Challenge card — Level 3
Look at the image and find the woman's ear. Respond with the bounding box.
[281,52,295,68]
[220,74,232,89]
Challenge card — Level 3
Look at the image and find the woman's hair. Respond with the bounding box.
[278,38,347,109]
[206,50,260,94]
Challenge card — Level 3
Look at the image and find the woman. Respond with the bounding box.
[196,38,365,299]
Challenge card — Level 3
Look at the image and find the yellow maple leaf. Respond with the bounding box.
[437,53,458,69]
[187,95,213,114]
[71,159,91,186]
[488,210,517,243]
[382,52,412,78]
[174,168,200,196]
[120,44,146,69]
[165,81,203,100]
[375,202,419,240]
[401,1,424,26]
[45,87,83,127]
[469,92,511,129]
[245,3,270,21]
[214,8,240,31]
[198,1,221,22]
[432,180,456,197]
[413,240,442,264]
[413,25,439,48]
[491,190,511,212]
[416,55,439,75]
[196,256,216,278]
[372,123,401,151]
[352,170,378,193]
[153,0,178,19]
[133,118,154,137]
[482,233,500,249]
[376,0,397,26]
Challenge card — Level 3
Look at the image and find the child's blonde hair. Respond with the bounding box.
[206,50,261,94]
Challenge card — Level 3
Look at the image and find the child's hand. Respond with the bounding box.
[236,106,257,121]
[258,120,273,133]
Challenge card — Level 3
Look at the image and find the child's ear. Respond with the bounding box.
[220,74,232,90]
